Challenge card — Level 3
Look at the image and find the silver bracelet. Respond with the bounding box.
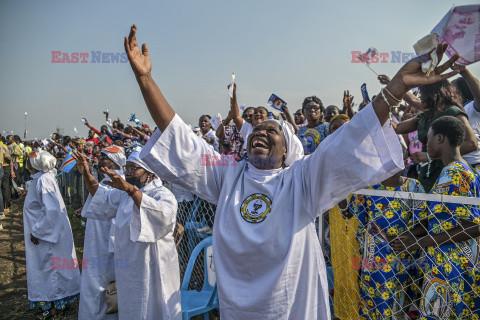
[380,88,399,124]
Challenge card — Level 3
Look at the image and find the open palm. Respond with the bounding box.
[396,43,460,90]
[124,25,152,78]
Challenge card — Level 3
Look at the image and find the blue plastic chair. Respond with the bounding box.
[327,265,334,316]
[181,236,219,320]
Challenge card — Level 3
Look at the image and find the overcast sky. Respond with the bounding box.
[1,0,480,139]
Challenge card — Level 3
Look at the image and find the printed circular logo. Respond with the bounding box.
[420,277,452,320]
[240,193,272,223]
[304,128,321,152]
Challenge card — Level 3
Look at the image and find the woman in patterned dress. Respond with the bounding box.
[350,171,426,320]
[391,116,480,320]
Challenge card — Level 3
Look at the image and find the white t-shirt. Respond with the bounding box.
[141,103,403,320]
[463,101,480,165]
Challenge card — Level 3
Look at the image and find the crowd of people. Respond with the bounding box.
[1,25,480,320]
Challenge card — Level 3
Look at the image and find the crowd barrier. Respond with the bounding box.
[57,171,480,319]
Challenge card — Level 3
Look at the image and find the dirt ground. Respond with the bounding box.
[0,196,219,320]
[0,197,83,320]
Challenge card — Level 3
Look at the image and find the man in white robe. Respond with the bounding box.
[23,149,80,318]
[78,145,126,320]
[73,149,182,320]
[124,24,460,320]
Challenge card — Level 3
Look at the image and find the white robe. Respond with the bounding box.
[86,178,182,320]
[78,172,124,320]
[140,103,404,320]
[23,171,81,302]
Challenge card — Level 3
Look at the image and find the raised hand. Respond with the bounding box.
[343,90,354,108]
[124,25,152,78]
[228,83,238,107]
[101,167,132,193]
[450,62,467,73]
[394,43,460,91]
[72,150,89,175]
[378,74,391,85]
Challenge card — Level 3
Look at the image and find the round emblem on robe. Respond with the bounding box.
[240,193,272,223]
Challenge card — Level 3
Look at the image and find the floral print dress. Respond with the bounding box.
[415,161,480,320]
[350,179,426,319]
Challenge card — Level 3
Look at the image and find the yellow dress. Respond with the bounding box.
[329,196,361,320]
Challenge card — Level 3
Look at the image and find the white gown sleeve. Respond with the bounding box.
[30,180,65,243]
[140,114,228,204]
[85,184,125,220]
[130,186,178,243]
[298,103,404,217]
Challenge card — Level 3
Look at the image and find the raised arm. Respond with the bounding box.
[342,90,355,119]
[372,44,460,125]
[229,83,244,130]
[72,150,99,196]
[128,125,147,139]
[124,25,175,132]
[457,114,479,155]
[451,63,480,109]
[378,74,422,109]
[54,142,69,155]
[281,105,299,133]
[216,111,232,139]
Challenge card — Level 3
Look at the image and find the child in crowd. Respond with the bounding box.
[391,116,480,320]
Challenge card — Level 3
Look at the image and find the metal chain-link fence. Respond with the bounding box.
[57,170,480,320]
[326,187,480,320]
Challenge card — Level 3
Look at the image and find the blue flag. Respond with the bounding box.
[59,150,77,173]
[361,83,371,104]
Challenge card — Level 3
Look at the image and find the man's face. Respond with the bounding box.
[125,161,147,182]
[294,109,305,125]
[325,106,340,123]
[199,116,211,133]
[247,120,286,169]
[89,129,95,138]
[303,102,323,122]
[7,136,13,144]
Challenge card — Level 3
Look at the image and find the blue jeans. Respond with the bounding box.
[0,167,3,214]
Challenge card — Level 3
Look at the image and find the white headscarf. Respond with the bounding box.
[29,149,57,175]
[250,120,304,167]
[101,145,126,169]
[127,149,154,173]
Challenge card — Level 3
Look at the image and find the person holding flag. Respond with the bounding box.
[58,149,77,173]
[77,145,126,320]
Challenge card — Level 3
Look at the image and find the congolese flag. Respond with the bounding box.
[59,150,77,173]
